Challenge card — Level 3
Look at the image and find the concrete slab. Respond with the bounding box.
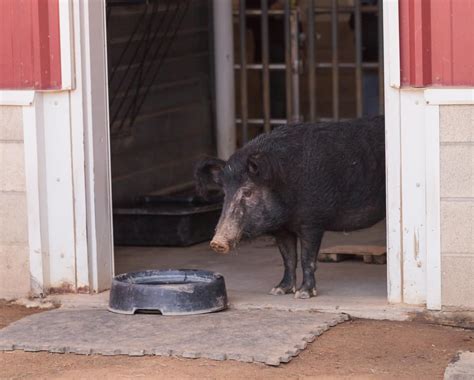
[0,308,348,366]
[444,352,474,380]
[109,237,422,320]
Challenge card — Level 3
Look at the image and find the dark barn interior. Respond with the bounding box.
[107,0,215,203]
[105,0,387,312]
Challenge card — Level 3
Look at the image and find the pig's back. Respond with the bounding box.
[254,116,386,231]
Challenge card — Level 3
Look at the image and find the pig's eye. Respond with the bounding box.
[242,189,252,198]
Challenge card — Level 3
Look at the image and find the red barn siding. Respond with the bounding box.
[0,0,61,90]
[400,0,474,87]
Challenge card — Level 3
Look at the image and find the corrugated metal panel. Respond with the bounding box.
[0,0,61,89]
[400,0,474,87]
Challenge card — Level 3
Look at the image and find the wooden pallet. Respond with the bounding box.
[318,251,387,264]
[318,220,387,264]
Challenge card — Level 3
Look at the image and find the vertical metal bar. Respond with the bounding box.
[307,0,316,122]
[290,10,301,122]
[378,0,384,115]
[354,0,363,118]
[239,0,249,142]
[213,0,236,159]
[261,0,271,133]
[284,0,293,122]
[331,0,339,121]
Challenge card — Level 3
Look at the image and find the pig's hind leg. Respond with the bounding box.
[295,228,324,299]
[269,230,297,295]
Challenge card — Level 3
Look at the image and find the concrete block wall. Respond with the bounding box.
[0,106,30,299]
[439,105,474,309]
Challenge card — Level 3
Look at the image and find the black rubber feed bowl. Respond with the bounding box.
[108,269,228,315]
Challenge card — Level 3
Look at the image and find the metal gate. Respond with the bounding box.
[234,0,383,145]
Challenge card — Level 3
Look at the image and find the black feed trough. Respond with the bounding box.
[113,190,223,247]
[108,269,228,316]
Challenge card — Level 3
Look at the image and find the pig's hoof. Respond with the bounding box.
[269,286,295,296]
[294,288,317,299]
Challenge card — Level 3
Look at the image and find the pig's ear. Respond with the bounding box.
[194,157,226,199]
[247,152,277,185]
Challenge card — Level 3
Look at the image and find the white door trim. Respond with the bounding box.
[75,0,114,291]
[22,91,79,294]
[399,89,428,305]
[69,0,89,291]
[82,0,408,300]
[22,97,46,295]
[0,91,35,106]
[39,0,453,303]
[58,0,75,90]
[384,0,401,90]
[383,0,403,304]
[425,89,474,105]
[425,102,441,310]
[20,0,114,295]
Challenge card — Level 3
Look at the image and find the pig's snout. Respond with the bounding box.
[210,239,230,254]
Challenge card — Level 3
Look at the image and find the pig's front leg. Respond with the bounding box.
[269,230,297,295]
[295,229,324,299]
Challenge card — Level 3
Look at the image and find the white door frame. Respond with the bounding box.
[7,0,440,304]
[65,0,472,309]
[382,0,440,308]
[76,0,409,301]
[73,0,114,292]
[382,0,403,304]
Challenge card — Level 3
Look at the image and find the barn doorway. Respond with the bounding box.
[105,0,388,315]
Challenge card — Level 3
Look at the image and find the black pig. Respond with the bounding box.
[195,116,385,299]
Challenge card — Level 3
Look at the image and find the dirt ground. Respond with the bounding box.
[0,300,473,380]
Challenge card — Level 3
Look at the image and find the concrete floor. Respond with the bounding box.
[114,234,419,320]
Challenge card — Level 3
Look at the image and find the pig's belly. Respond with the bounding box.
[325,204,385,232]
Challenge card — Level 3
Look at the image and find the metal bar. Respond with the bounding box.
[232,6,379,16]
[314,6,378,14]
[316,117,352,122]
[261,0,271,133]
[307,0,316,122]
[239,0,248,143]
[235,62,380,70]
[113,0,167,130]
[126,0,192,133]
[111,77,202,101]
[125,0,160,130]
[234,63,287,70]
[107,0,147,7]
[331,0,339,121]
[108,4,148,83]
[213,0,236,158]
[233,9,285,16]
[315,62,380,69]
[108,27,209,46]
[290,10,301,122]
[354,0,363,117]
[112,101,209,129]
[284,0,292,122]
[378,0,384,114]
[113,51,209,74]
[236,118,289,125]
[236,117,352,124]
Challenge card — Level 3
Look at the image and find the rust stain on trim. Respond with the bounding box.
[47,284,91,295]
[414,230,421,268]
[77,286,90,294]
[47,282,75,295]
